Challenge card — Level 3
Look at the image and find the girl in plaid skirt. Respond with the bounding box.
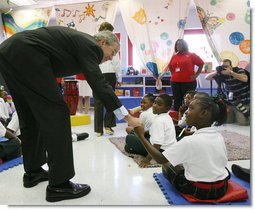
[134,96,230,200]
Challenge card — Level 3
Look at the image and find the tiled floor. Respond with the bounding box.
[0,109,251,206]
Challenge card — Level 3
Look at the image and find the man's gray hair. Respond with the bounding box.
[94,30,119,46]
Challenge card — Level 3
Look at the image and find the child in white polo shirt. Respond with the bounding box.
[124,93,156,158]
[134,97,230,199]
[126,93,156,134]
[127,94,176,168]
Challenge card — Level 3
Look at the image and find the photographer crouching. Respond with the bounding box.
[205,59,250,126]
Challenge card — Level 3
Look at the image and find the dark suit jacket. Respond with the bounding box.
[0,26,121,112]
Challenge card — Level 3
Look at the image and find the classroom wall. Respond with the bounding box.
[0,15,5,43]
[0,1,202,66]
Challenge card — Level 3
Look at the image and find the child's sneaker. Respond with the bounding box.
[105,127,114,135]
[72,133,89,141]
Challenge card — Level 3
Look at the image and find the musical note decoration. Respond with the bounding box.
[61,8,72,17]
[72,9,80,17]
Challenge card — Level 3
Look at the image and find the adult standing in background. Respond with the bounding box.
[0,26,140,202]
[93,22,122,137]
[168,39,204,111]
[76,73,92,114]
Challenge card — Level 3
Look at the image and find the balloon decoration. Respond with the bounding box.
[195,0,250,68]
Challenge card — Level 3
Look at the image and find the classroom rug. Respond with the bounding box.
[0,156,23,173]
[109,136,161,168]
[153,172,250,205]
[219,130,250,161]
[109,130,250,163]
[0,137,8,142]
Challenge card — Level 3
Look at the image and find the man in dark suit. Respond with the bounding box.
[0,26,140,202]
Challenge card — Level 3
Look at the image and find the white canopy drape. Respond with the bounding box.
[119,0,190,80]
[194,0,250,68]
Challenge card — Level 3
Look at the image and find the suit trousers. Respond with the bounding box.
[93,73,116,133]
[0,54,75,186]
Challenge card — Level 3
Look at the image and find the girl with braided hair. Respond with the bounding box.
[134,97,230,200]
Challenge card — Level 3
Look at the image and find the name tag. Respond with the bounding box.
[228,92,233,100]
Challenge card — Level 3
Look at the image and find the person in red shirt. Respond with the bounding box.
[75,73,92,114]
[168,39,204,111]
[56,77,64,88]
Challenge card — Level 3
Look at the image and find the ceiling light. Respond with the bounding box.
[10,0,36,6]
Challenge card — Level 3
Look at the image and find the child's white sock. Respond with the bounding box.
[72,134,78,141]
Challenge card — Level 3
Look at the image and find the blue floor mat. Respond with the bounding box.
[0,156,23,172]
[153,172,250,205]
[0,137,8,142]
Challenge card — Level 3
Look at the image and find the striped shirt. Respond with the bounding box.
[214,67,250,104]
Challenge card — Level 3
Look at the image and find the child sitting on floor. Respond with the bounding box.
[126,94,176,168]
[175,90,196,137]
[126,93,156,134]
[0,121,21,162]
[177,92,210,139]
[134,96,230,200]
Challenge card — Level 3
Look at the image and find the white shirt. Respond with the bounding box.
[163,127,229,182]
[7,111,21,136]
[99,54,122,83]
[0,121,6,137]
[178,110,188,128]
[149,113,176,150]
[178,110,196,132]
[140,107,156,131]
[0,98,11,120]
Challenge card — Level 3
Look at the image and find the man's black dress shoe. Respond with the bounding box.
[231,164,250,183]
[23,169,49,188]
[46,181,91,202]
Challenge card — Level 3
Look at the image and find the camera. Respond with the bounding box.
[216,65,228,73]
[216,65,229,80]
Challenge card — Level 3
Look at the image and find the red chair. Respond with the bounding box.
[169,109,179,124]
